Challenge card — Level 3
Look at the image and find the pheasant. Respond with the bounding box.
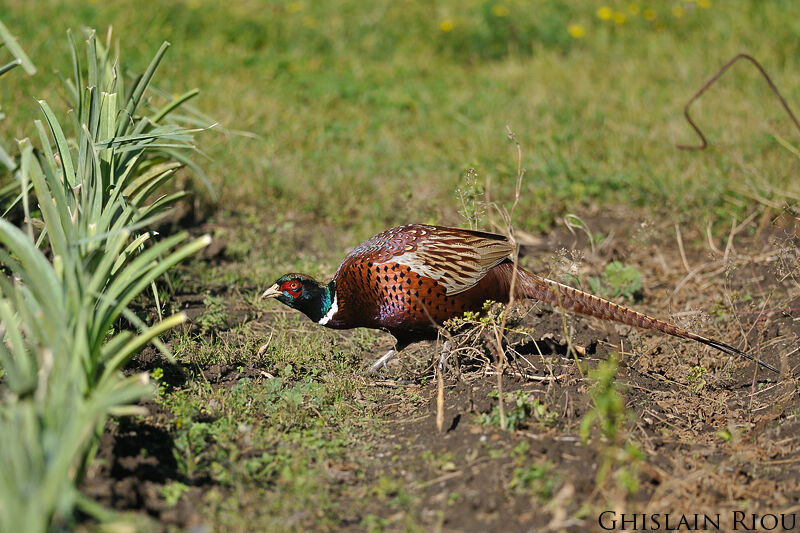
[262,224,778,374]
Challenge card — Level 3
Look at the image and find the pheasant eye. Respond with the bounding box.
[281,279,303,297]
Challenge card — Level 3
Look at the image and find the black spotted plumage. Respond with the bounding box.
[262,224,777,373]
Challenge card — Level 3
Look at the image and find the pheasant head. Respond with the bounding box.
[262,273,336,324]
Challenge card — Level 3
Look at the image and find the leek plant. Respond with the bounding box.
[0,19,36,203]
[0,24,211,531]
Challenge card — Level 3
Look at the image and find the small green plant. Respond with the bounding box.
[591,232,606,246]
[579,354,642,495]
[160,482,190,507]
[173,421,221,480]
[197,293,227,333]
[483,444,506,460]
[710,301,729,319]
[362,513,389,532]
[456,167,485,229]
[151,367,168,398]
[445,299,504,330]
[687,365,707,393]
[477,390,556,431]
[507,441,558,500]
[372,476,406,503]
[613,441,645,493]
[509,462,557,499]
[580,354,625,444]
[588,261,643,302]
[421,450,456,472]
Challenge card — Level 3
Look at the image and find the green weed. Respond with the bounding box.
[477,390,557,431]
[197,294,227,333]
[688,365,707,394]
[421,450,457,472]
[588,262,643,302]
[362,513,390,532]
[507,441,559,500]
[580,355,625,444]
[580,354,643,496]
[150,367,169,398]
[456,167,486,229]
[716,428,732,443]
[160,482,190,507]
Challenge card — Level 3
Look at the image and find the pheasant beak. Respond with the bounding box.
[261,284,283,299]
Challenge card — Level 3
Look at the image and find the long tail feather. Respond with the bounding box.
[515,269,778,374]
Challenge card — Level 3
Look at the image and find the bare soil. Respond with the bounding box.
[80,210,800,531]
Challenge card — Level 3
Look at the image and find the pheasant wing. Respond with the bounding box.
[350,225,513,295]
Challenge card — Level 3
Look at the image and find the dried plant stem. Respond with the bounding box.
[674,223,691,273]
[491,325,507,430]
[436,360,445,432]
[722,216,737,266]
[435,340,451,432]
[670,260,716,303]
[488,126,528,430]
[706,221,723,255]
[483,371,563,382]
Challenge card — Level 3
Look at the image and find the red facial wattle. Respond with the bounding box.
[280,280,302,298]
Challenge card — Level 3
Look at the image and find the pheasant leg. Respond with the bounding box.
[366,348,397,374]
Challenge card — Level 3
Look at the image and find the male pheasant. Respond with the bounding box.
[262,224,777,373]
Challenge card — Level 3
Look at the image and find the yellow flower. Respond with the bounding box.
[627,2,640,15]
[613,11,627,24]
[672,5,685,17]
[597,6,613,20]
[567,23,585,39]
[492,4,509,17]
[698,0,710,7]
[302,15,317,28]
[440,19,454,32]
[286,1,304,14]
[643,8,657,20]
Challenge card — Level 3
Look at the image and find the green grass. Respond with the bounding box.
[2,1,799,236]
[150,311,387,529]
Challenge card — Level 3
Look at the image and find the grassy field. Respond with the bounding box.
[2,0,799,531]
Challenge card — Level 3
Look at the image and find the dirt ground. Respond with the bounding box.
[80,208,800,532]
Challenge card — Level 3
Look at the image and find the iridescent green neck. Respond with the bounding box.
[287,278,334,324]
[316,280,337,325]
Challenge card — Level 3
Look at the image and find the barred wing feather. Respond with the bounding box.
[372,225,513,295]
